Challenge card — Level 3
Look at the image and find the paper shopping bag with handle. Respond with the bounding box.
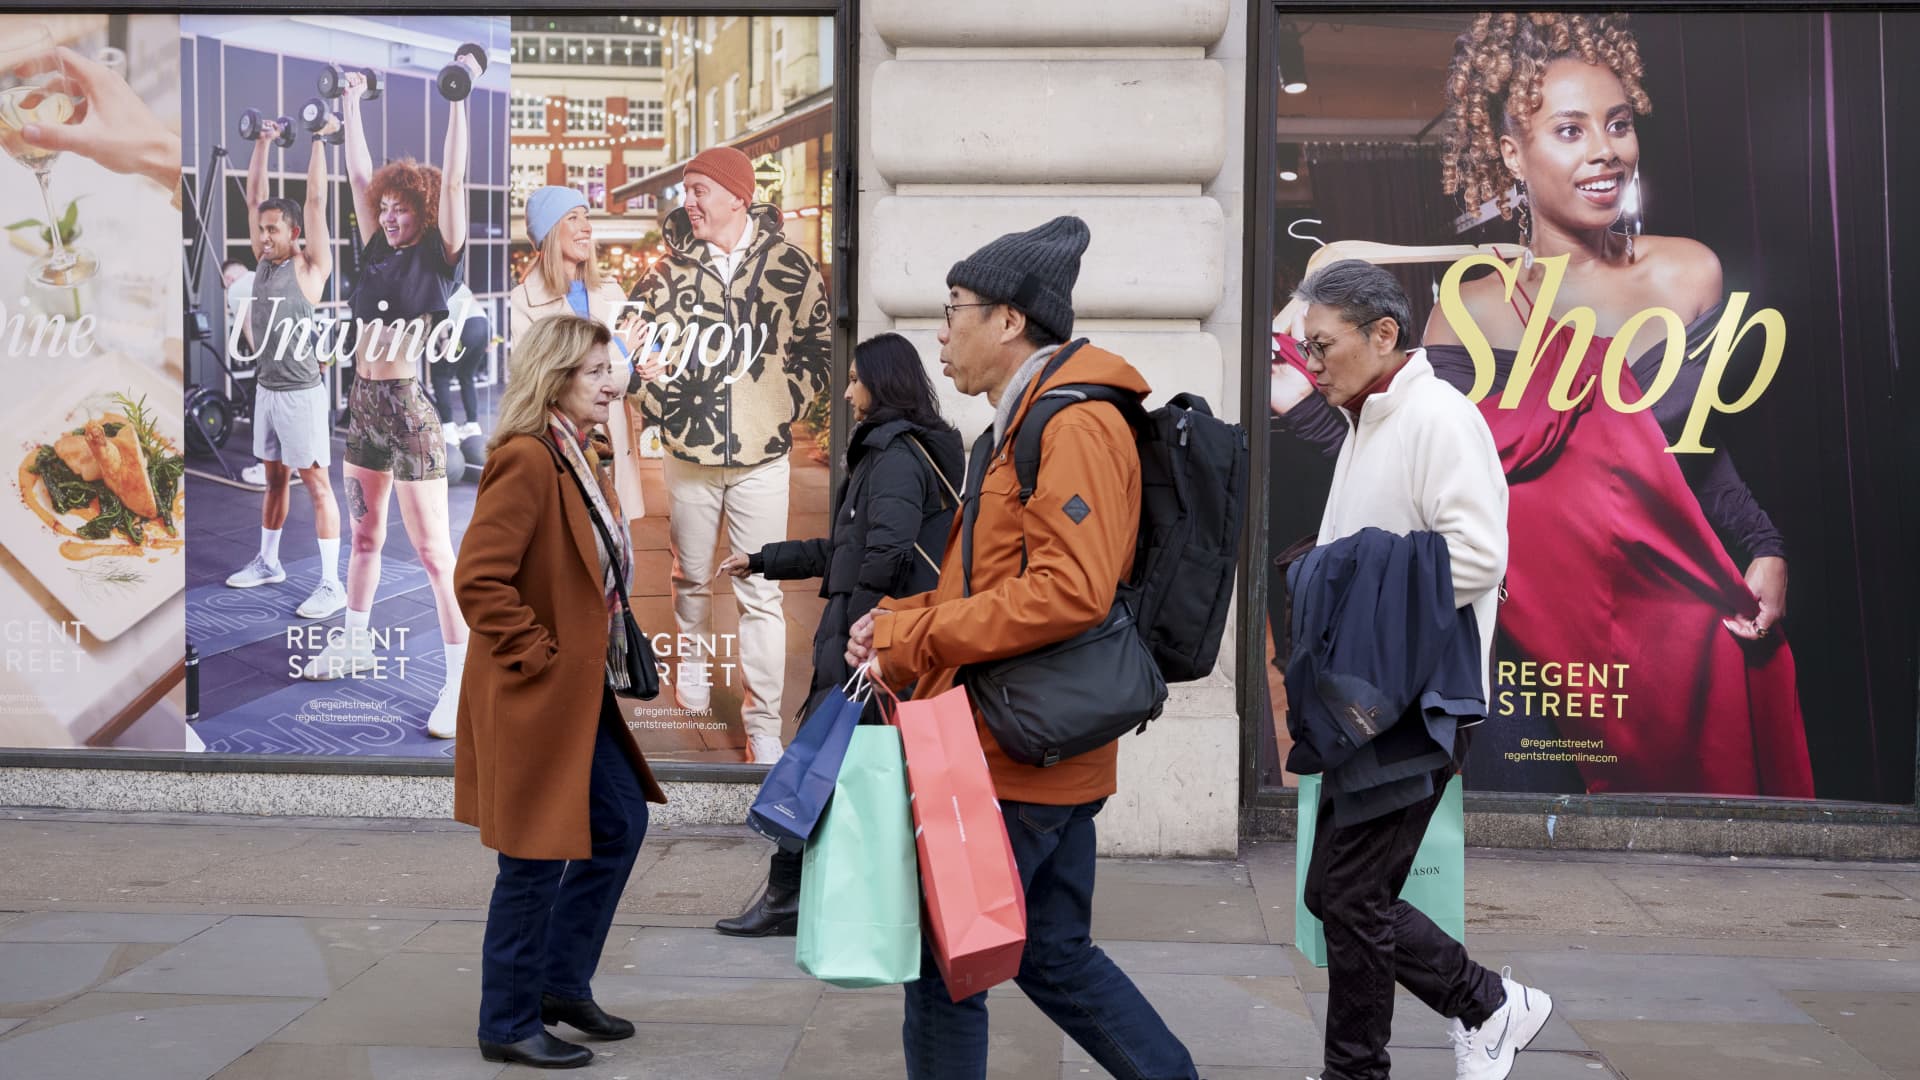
[748,678,865,852]
[795,724,922,987]
[1293,772,1465,967]
[884,681,1026,1001]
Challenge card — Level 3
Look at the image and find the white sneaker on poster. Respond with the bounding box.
[458,421,483,441]
[295,579,348,619]
[1449,969,1553,1080]
[674,677,711,713]
[441,422,461,444]
[749,734,784,766]
[225,555,286,589]
[300,630,377,681]
[426,681,459,739]
[242,462,266,486]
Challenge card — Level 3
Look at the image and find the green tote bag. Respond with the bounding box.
[796,724,922,988]
[1292,773,1466,967]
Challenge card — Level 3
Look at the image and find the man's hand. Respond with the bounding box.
[845,608,889,672]
[343,70,368,105]
[711,553,753,584]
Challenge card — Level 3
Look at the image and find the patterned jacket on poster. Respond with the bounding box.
[626,203,832,468]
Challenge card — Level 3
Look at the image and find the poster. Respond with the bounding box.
[178,16,510,758]
[0,14,187,751]
[1262,11,1916,804]
[510,14,837,764]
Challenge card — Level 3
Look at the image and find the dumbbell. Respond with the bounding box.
[436,43,488,102]
[318,64,381,101]
[298,97,344,145]
[238,108,295,150]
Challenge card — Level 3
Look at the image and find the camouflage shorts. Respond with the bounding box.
[344,377,446,481]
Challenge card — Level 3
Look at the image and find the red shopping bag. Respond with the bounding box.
[883,682,1026,1001]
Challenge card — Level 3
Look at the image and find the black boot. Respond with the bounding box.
[540,993,636,1040]
[478,1031,592,1069]
[714,879,799,937]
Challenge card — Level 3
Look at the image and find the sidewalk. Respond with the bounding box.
[0,809,1915,1079]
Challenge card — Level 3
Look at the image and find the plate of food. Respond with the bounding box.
[1,360,184,641]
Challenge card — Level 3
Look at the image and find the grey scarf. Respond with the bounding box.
[992,344,1062,449]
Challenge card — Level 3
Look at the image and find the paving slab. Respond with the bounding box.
[619,838,774,917]
[494,1021,805,1079]
[1789,991,1920,1079]
[1503,951,1816,1024]
[1573,1019,1892,1079]
[1057,972,1320,1070]
[1598,861,1920,941]
[0,992,315,1080]
[981,984,1103,1080]
[1097,938,1294,977]
[0,1017,22,1036]
[611,926,812,980]
[0,911,225,944]
[137,830,508,910]
[212,1043,508,1080]
[1091,877,1268,945]
[399,920,488,954]
[780,991,914,1080]
[0,820,315,905]
[268,951,482,1048]
[0,943,128,1014]
[587,974,824,1026]
[103,915,432,998]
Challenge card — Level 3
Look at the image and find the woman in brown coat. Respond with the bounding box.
[454,314,667,1070]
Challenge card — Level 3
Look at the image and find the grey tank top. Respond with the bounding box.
[249,256,321,391]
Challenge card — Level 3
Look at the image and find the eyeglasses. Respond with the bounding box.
[1300,317,1384,364]
[943,301,998,326]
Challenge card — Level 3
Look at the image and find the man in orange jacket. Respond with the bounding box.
[847,216,1197,1080]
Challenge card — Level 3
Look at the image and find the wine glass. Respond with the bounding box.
[0,26,98,287]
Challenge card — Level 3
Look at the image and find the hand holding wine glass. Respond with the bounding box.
[6,42,180,191]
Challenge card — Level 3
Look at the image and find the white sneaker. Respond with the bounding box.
[300,629,377,680]
[242,462,267,486]
[749,734,784,765]
[675,674,711,713]
[1450,969,1553,1080]
[225,555,286,589]
[295,579,348,619]
[426,680,459,739]
[458,421,483,441]
[441,422,461,444]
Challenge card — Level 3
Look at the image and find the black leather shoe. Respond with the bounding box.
[540,993,636,1040]
[714,881,799,937]
[478,1031,592,1069]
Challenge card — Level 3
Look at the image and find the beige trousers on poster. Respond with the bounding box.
[663,453,790,741]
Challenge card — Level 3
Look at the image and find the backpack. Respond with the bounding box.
[1009,340,1250,683]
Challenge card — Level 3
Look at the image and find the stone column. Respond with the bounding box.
[862,0,1247,856]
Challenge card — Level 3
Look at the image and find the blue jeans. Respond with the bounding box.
[478,691,650,1044]
[902,798,1198,1080]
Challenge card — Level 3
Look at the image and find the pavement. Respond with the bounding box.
[0,808,1916,1079]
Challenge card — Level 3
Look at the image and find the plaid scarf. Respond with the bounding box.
[548,411,634,690]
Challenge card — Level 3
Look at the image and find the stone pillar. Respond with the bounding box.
[861,0,1247,856]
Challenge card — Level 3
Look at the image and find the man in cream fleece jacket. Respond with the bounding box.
[1292,260,1550,1080]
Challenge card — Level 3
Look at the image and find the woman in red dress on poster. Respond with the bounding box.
[1274,13,1814,797]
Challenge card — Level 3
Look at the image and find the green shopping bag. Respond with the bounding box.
[1292,773,1465,967]
[796,725,922,987]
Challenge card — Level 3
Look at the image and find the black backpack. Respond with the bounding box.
[1008,339,1250,683]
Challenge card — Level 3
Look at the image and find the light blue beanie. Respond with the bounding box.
[526,186,589,247]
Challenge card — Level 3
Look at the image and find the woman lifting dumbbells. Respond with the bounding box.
[299,51,485,743]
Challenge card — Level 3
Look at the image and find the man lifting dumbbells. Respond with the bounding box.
[224,111,346,621]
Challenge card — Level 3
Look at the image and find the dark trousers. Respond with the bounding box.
[430,318,487,424]
[1303,771,1503,1080]
[478,691,650,1044]
[902,798,1198,1080]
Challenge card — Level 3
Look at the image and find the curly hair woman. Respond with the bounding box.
[299,60,481,743]
[1421,12,1812,798]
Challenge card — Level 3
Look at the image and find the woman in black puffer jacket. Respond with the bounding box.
[712,332,963,938]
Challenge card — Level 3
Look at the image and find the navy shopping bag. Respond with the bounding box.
[748,684,865,852]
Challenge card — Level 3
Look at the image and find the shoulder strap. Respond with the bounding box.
[903,434,961,508]
[958,429,995,598]
[1010,384,1147,504]
[539,437,638,617]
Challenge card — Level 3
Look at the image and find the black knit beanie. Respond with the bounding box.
[945,215,1090,342]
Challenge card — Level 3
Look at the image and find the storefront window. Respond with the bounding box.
[1255,9,1916,806]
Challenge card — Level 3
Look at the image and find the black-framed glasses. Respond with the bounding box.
[1300,316,1383,363]
[943,301,998,326]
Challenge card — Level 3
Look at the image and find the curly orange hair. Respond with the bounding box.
[366,158,441,234]
[1439,13,1651,218]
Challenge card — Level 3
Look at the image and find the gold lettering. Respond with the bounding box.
[1602,306,1686,414]
[1437,254,1514,403]
[1671,293,1786,454]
